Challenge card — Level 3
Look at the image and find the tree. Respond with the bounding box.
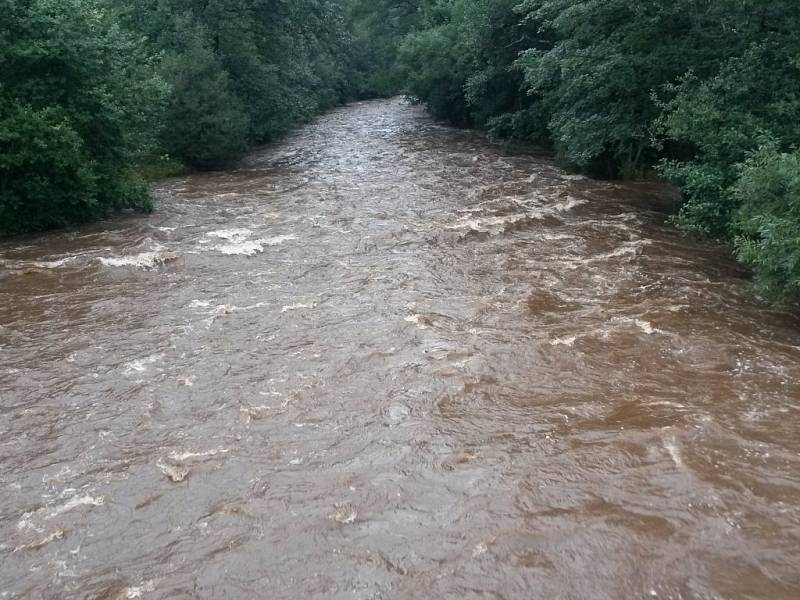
[388,0,800,300]
[658,8,800,238]
[159,30,250,169]
[733,145,800,300]
[0,0,165,236]
[348,0,423,98]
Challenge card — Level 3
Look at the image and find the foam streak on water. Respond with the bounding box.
[1,99,800,598]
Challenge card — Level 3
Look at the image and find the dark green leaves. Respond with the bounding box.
[0,0,162,235]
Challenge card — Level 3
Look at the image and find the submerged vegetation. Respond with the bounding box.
[1,0,799,300]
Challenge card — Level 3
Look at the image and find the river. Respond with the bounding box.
[2,99,800,598]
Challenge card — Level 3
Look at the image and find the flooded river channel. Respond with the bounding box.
[2,99,800,598]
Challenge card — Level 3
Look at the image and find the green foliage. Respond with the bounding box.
[396,0,546,131]
[398,21,472,124]
[388,0,800,300]
[116,0,354,167]
[4,0,800,303]
[135,155,189,182]
[461,0,549,141]
[159,34,250,170]
[733,146,800,301]
[348,0,423,98]
[2,0,358,235]
[516,1,746,176]
[0,0,164,236]
[659,40,800,238]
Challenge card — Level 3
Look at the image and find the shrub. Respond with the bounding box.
[733,145,800,301]
[0,0,163,236]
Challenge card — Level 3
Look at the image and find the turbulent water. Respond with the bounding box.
[2,99,800,598]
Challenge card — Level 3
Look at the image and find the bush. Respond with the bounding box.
[658,41,800,239]
[733,146,800,301]
[0,0,163,236]
[398,24,472,125]
[160,36,250,170]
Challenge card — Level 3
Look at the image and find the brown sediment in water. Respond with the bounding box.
[1,99,800,598]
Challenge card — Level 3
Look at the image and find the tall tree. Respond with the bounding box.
[0,0,165,235]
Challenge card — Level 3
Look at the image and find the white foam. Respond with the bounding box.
[605,246,640,259]
[449,213,529,233]
[648,401,686,409]
[16,514,39,532]
[123,353,164,375]
[330,503,357,524]
[215,241,266,256]
[281,303,315,313]
[49,494,105,518]
[539,233,577,241]
[240,405,272,420]
[666,304,689,313]
[99,252,168,269]
[551,196,587,212]
[610,317,663,336]
[199,302,269,328]
[454,195,586,228]
[635,319,657,335]
[169,448,229,462]
[31,257,75,269]
[99,252,160,268]
[598,240,652,260]
[12,529,65,553]
[124,582,155,599]
[550,336,577,347]
[213,302,268,315]
[42,465,74,483]
[157,462,189,483]
[405,314,429,328]
[664,439,683,468]
[386,404,411,425]
[207,228,252,241]
[208,229,295,255]
[19,494,106,530]
[262,235,296,246]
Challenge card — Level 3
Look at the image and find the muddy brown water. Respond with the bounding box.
[2,99,800,598]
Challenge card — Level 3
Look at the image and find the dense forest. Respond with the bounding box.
[2,0,799,300]
[0,0,354,235]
